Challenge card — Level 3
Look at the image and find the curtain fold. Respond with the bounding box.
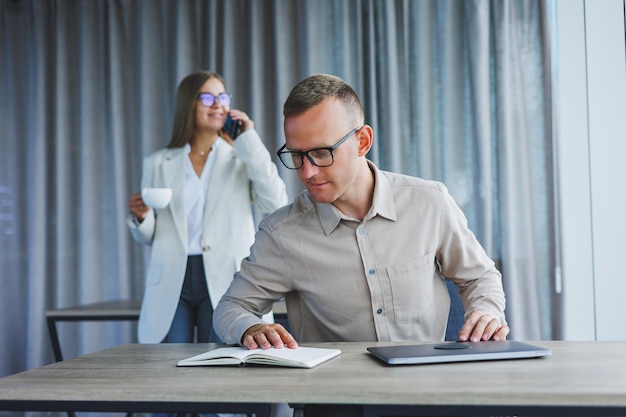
[0,0,555,382]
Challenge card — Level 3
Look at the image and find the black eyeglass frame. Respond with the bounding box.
[276,126,362,170]
[196,92,232,108]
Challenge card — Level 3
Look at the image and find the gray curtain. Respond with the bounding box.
[0,0,555,380]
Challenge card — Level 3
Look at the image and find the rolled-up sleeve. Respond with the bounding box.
[214,219,291,345]
[436,184,507,325]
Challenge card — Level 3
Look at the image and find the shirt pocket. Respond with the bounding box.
[386,252,435,323]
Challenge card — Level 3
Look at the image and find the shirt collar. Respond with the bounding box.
[316,160,398,236]
[184,140,219,155]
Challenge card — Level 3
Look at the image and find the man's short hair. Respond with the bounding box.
[283,74,364,126]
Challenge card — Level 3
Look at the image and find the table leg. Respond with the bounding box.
[46,316,64,362]
[291,404,304,417]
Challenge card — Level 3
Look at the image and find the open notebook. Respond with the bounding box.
[367,340,551,365]
[177,346,341,369]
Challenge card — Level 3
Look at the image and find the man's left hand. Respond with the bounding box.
[458,311,510,342]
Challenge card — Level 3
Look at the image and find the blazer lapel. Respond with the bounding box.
[202,141,235,226]
[162,148,188,249]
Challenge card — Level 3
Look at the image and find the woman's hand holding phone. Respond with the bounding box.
[222,109,253,143]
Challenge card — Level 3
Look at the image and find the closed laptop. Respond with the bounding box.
[367,340,552,365]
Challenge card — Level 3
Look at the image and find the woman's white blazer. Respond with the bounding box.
[127,131,287,343]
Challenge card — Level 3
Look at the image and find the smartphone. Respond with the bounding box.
[222,114,241,140]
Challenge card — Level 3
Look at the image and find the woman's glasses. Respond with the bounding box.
[196,92,232,108]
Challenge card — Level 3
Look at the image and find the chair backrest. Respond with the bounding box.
[444,278,465,341]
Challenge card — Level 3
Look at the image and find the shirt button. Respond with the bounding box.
[376,308,383,314]
[368,269,375,275]
[358,228,365,235]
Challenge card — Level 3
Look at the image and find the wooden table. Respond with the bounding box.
[1,341,625,416]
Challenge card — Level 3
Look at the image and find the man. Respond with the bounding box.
[214,73,508,352]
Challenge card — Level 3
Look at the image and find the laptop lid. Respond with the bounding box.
[367,341,552,365]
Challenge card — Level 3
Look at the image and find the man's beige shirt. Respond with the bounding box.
[215,161,506,344]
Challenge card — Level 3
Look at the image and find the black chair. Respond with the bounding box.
[444,278,466,341]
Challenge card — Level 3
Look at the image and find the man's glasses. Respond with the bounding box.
[277,126,362,170]
[196,92,232,108]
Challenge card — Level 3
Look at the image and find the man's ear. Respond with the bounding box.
[356,125,374,156]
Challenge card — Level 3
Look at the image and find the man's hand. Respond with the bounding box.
[242,323,298,350]
[458,311,510,342]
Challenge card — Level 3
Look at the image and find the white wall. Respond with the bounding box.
[555,0,626,340]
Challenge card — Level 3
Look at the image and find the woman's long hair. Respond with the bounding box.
[167,71,226,148]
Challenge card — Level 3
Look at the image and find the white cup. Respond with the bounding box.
[141,187,172,209]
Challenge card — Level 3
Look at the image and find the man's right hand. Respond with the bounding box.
[242,323,298,350]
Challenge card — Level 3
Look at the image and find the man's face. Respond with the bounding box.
[283,98,361,204]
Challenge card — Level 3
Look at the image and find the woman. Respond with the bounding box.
[127,71,288,343]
